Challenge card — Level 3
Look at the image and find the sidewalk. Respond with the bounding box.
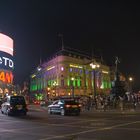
[80,106,140,115]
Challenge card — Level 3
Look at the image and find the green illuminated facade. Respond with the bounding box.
[30,50,111,100]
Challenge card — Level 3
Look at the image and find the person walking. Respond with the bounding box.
[87,97,92,111]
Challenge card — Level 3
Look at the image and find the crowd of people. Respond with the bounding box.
[78,92,140,112]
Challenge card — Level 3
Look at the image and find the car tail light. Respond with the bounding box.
[65,105,71,108]
[78,104,82,107]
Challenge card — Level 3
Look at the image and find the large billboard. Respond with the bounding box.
[0,33,14,85]
[0,51,14,71]
[0,33,13,56]
[0,70,13,84]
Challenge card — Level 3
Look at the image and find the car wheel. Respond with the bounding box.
[48,108,52,114]
[61,109,65,116]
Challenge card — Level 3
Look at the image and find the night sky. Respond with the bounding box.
[0,0,140,90]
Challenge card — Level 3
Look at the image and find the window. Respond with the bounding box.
[61,79,64,87]
[70,80,73,86]
[70,68,73,72]
[75,80,77,87]
[52,101,58,105]
[10,96,26,105]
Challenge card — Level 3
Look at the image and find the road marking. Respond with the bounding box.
[63,119,106,125]
[0,128,54,137]
[0,129,16,132]
[0,119,22,123]
[104,121,140,129]
[114,127,140,131]
[40,120,140,140]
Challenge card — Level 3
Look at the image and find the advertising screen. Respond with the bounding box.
[0,33,13,56]
[0,52,14,70]
[0,33,14,85]
[0,70,13,84]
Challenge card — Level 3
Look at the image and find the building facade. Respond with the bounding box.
[30,50,111,101]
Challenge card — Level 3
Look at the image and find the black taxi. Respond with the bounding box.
[1,95,28,116]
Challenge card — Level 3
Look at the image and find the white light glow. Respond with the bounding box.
[129,77,133,81]
[0,33,13,56]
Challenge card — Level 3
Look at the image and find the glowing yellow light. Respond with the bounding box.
[53,81,57,86]
[70,64,83,69]
[71,77,74,81]
[90,63,100,69]
[102,71,109,74]
[47,66,55,71]
[31,74,36,78]
[47,87,50,91]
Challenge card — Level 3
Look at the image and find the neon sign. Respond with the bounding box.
[0,56,14,69]
[0,33,13,56]
[0,71,13,83]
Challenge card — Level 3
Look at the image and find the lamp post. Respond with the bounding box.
[47,87,50,100]
[90,62,100,97]
[71,77,75,98]
[129,77,133,93]
[52,81,58,97]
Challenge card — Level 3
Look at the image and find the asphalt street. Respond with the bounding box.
[0,105,140,140]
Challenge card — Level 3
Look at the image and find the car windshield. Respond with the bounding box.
[10,96,26,105]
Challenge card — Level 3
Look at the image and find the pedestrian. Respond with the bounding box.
[87,97,92,111]
[119,96,124,111]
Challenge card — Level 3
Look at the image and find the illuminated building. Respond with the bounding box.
[30,49,111,101]
[0,33,14,98]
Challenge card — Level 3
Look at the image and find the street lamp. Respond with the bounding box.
[129,77,133,82]
[47,87,50,99]
[52,81,58,96]
[71,77,75,98]
[90,62,100,97]
[128,77,133,93]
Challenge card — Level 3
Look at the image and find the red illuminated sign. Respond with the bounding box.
[0,71,13,83]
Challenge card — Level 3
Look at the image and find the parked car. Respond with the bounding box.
[1,95,28,116]
[48,99,81,116]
